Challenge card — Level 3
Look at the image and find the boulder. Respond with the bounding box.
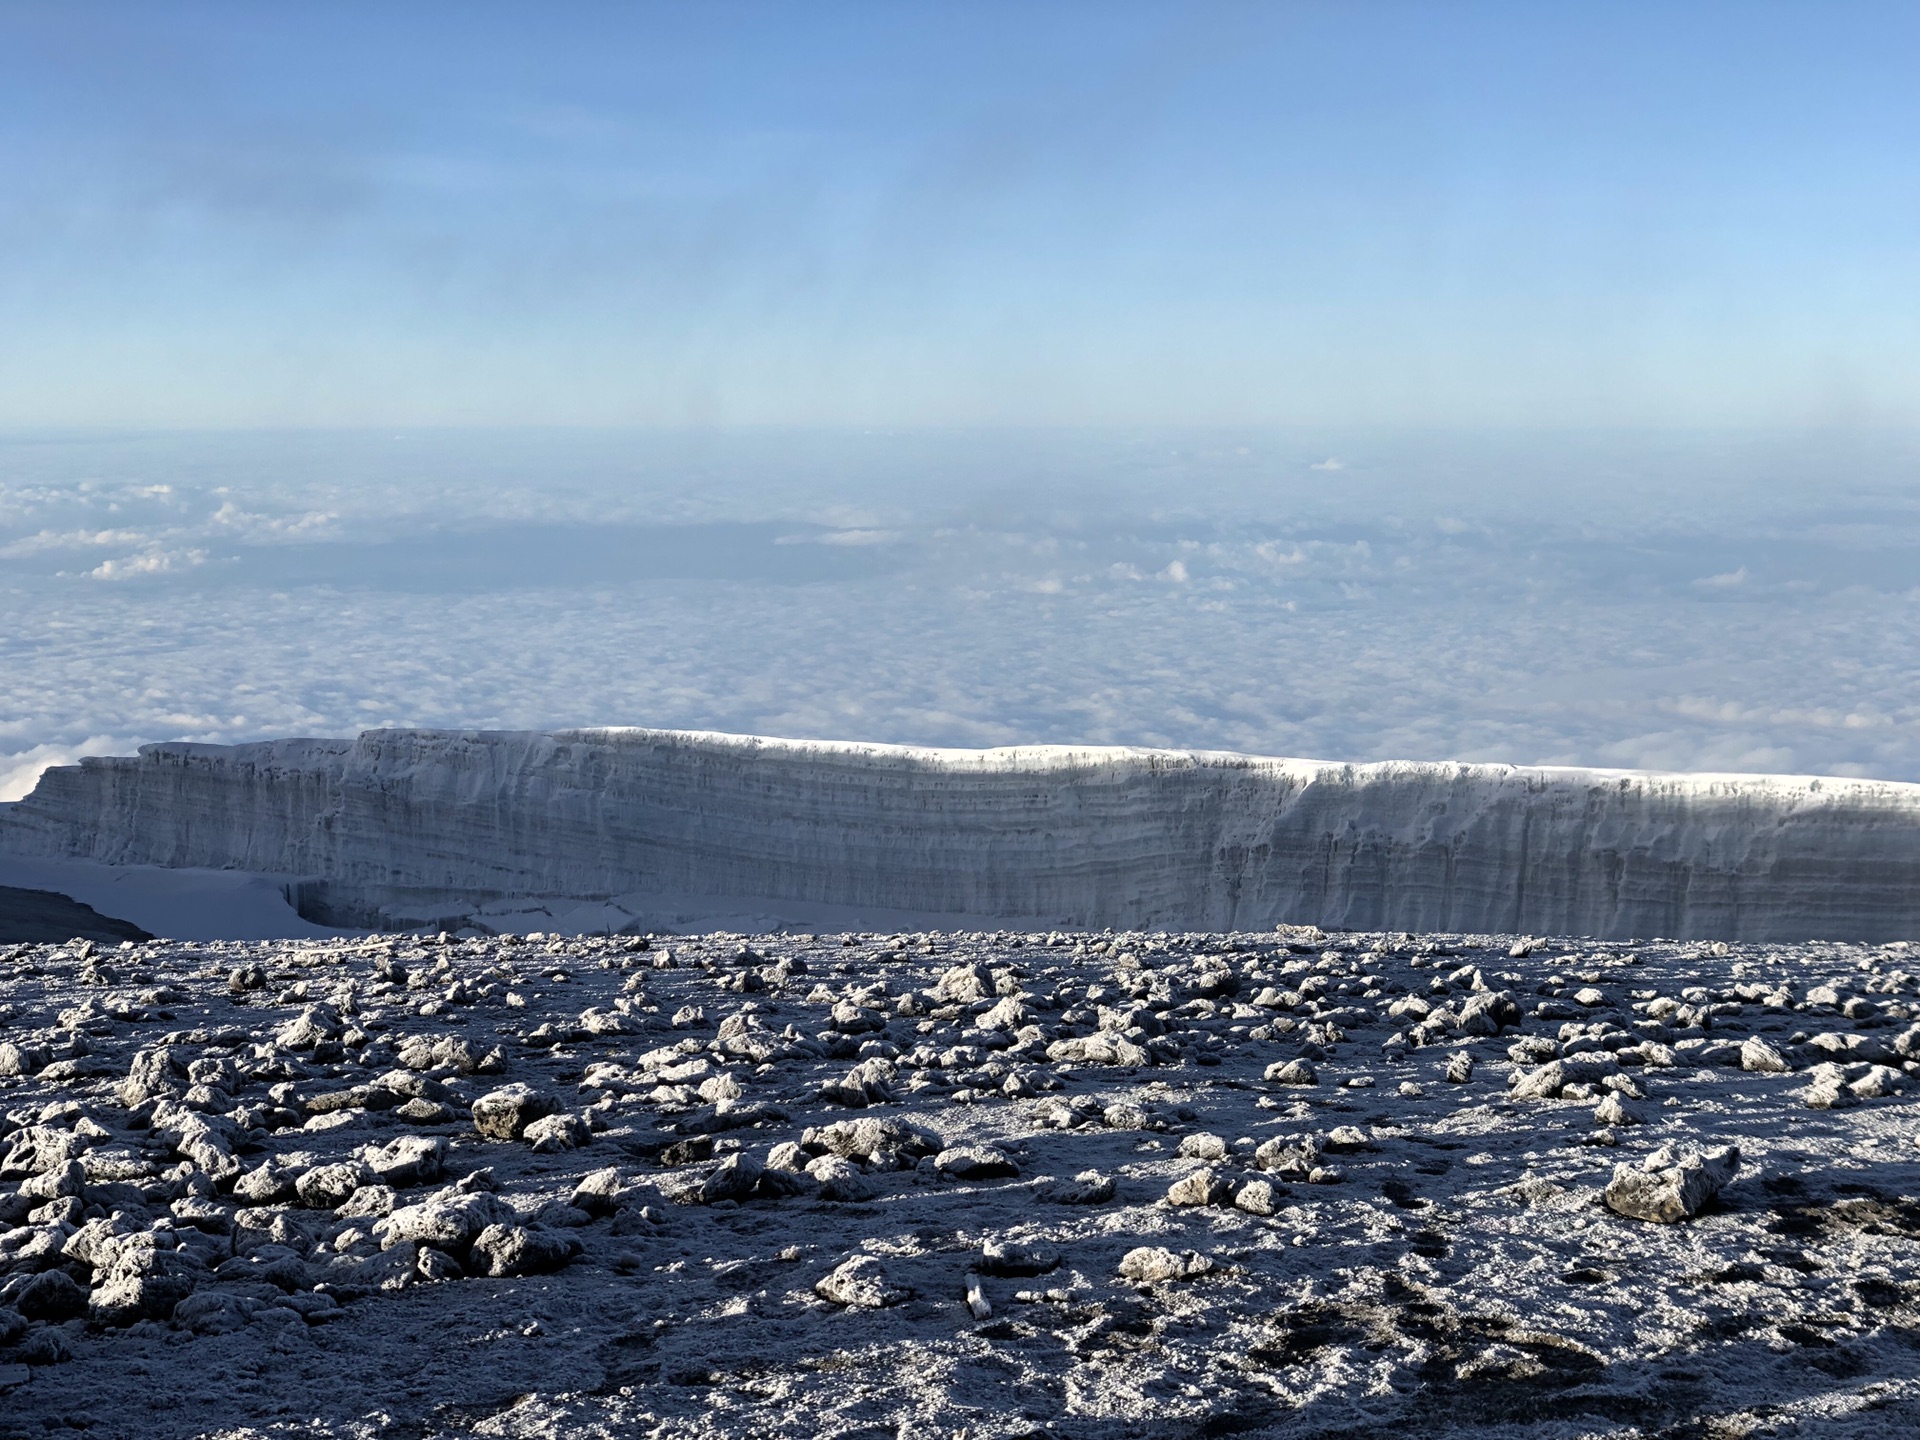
[471,1085,558,1141]
[1118,1247,1212,1283]
[1165,1168,1232,1207]
[362,1135,448,1188]
[934,1146,1019,1181]
[815,1255,909,1308]
[1739,1037,1792,1073]
[806,1155,877,1202]
[294,1162,375,1210]
[1264,1059,1318,1086]
[468,1224,580,1277]
[1603,1144,1740,1223]
[374,1191,513,1251]
[694,1152,764,1204]
[523,1113,592,1153]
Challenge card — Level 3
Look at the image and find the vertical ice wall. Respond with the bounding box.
[3,726,1919,939]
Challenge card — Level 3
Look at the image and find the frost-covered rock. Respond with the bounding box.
[471,1085,557,1141]
[815,1255,908,1308]
[523,1113,591,1153]
[468,1224,580,1277]
[374,1191,513,1252]
[362,1136,447,1189]
[1604,1144,1740,1223]
[1265,1059,1318,1086]
[805,1155,876,1202]
[1118,1247,1212,1283]
[1739,1037,1792,1073]
[295,1162,375,1209]
[934,1146,1018,1180]
[1165,1168,1231,1207]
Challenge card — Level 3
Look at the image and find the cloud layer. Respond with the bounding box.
[4,427,1919,800]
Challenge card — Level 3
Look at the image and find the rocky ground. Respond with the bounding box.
[0,889,150,947]
[2,924,1919,1439]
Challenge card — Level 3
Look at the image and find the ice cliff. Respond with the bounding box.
[3,727,1919,940]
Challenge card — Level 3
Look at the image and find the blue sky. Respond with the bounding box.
[3,0,1916,427]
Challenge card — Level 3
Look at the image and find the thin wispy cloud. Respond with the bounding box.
[1,5,1915,428]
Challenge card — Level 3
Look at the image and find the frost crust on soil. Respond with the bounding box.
[3,924,1920,1438]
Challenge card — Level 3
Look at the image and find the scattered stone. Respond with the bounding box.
[417,1246,465,1282]
[692,1152,765,1204]
[1592,1092,1643,1127]
[977,1239,1059,1276]
[362,1135,448,1188]
[804,1117,940,1164]
[374,1191,513,1251]
[1177,1132,1230,1162]
[295,1161,376,1210]
[1604,1144,1741,1223]
[1265,1059,1319,1086]
[934,1146,1019,1180]
[1254,1135,1321,1178]
[1801,1063,1859,1110]
[469,1224,581,1277]
[568,1167,625,1216]
[1739,1037,1792,1073]
[1043,1170,1117,1205]
[1047,1034,1151,1067]
[0,923,1908,1427]
[1851,1064,1906,1099]
[471,1085,558,1141]
[523,1113,592,1152]
[816,1255,909,1308]
[1233,1179,1281,1216]
[806,1155,876,1202]
[232,1158,299,1206]
[1166,1167,1231,1206]
[1118,1246,1213,1284]
[12,1270,87,1322]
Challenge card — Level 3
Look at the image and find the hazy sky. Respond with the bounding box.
[4,0,1916,428]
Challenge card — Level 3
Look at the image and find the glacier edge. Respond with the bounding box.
[2,726,1918,940]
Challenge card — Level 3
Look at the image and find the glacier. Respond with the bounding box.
[3,726,1919,941]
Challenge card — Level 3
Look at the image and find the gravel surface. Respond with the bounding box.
[3,925,1919,1438]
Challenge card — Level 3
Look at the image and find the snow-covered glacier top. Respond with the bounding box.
[4,726,1920,940]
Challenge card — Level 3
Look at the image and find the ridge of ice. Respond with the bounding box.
[4,725,1920,939]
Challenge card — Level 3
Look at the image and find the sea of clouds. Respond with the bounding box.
[3,426,1918,801]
